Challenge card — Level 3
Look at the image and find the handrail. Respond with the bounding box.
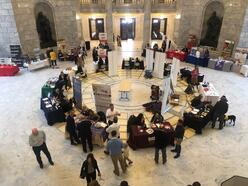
[81,0,176,5]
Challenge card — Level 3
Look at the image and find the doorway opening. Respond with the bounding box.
[120,18,136,40]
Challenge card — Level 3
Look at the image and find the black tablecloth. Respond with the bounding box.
[183,111,212,134]
[127,122,174,150]
[40,98,66,126]
[121,59,144,70]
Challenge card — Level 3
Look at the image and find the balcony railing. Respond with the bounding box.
[80,0,176,12]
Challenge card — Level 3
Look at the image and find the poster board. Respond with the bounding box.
[92,84,112,113]
[170,57,180,88]
[73,77,83,109]
[146,49,154,71]
[154,51,166,79]
[108,51,118,77]
[161,77,171,114]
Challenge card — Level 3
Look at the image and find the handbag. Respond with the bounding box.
[80,171,86,179]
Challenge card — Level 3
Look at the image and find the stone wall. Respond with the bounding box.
[0,0,20,57]
[238,7,248,48]
[174,0,247,52]
[11,0,80,56]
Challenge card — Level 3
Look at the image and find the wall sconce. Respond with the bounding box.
[76,14,81,20]
[175,14,181,19]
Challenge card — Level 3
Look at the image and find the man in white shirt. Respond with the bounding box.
[106,104,120,122]
[106,117,120,139]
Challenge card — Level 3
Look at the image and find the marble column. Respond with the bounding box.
[105,0,114,50]
[142,0,152,49]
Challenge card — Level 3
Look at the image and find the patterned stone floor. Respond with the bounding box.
[57,68,196,142]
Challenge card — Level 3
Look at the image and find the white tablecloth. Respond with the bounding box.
[199,83,220,105]
[240,65,248,77]
[28,59,49,71]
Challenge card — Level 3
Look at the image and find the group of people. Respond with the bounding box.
[191,94,229,130]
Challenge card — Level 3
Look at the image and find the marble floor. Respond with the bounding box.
[1,41,248,186]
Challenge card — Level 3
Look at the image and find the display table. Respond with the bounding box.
[183,110,212,134]
[186,55,209,67]
[127,122,174,150]
[166,50,187,61]
[199,83,219,105]
[119,80,132,101]
[91,125,107,147]
[121,58,144,70]
[0,64,19,76]
[40,98,66,126]
[240,65,248,77]
[28,59,49,71]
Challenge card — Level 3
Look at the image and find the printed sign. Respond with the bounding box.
[73,77,83,109]
[92,84,112,113]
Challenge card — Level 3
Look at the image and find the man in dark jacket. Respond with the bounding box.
[171,119,185,159]
[211,96,228,129]
[66,111,79,145]
[77,115,93,153]
[154,129,169,164]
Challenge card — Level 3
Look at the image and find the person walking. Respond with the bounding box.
[80,153,101,185]
[106,131,126,176]
[211,96,228,130]
[77,115,93,153]
[123,143,133,167]
[66,111,80,145]
[171,119,185,159]
[154,128,169,164]
[29,128,54,168]
[49,49,57,68]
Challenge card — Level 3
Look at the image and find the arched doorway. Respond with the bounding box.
[200,1,224,48]
[34,2,57,49]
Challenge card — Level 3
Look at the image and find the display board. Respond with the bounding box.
[146,49,154,71]
[73,77,83,109]
[92,84,112,113]
[161,77,171,114]
[10,45,23,67]
[154,51,166,79]
[170,57,180,88]
[108,51,118,77]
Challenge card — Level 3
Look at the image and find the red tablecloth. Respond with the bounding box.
[166,50,187,61]
[127,122,175,150]
[0,65,19,76]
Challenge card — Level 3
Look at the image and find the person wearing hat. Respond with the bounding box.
[29,128,54,169]
[211,95,229,130]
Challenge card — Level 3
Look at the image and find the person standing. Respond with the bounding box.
[191,65,199,86]
[66,111,80,145]
[80,153,101,185]
[154,129,168,164]
[106,104,120,122]
[50,49,57,68]
[211,96,229,130]
[29,128,54,169]
[77,115,93,153]
[106,131,126,176]
[171,119,185,159]
[106,116,120,139]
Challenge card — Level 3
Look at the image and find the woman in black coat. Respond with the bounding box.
[80,153,101,184]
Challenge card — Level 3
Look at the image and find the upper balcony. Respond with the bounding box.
[80,0,177,13]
